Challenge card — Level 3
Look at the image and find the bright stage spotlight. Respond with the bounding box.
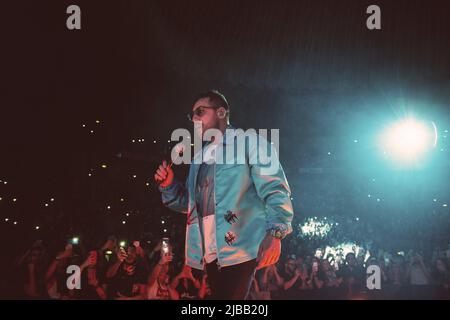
[379,117,437,165]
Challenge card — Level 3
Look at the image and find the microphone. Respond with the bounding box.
[168,143,185,168]
[156,143,185,185]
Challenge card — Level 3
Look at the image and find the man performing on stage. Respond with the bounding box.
[154,90,294,299]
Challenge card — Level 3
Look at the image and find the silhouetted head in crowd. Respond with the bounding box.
[295,256,305,269]
[321,259,332,272]
[435,258,447,273]
[28,247,46,265]
[305,255,313,267]
[285,257,297,274]
[345,253,357,267]
[125,245,138,264]
[366,257,378,267]
[315,248,324,259]
[410,252,423,266]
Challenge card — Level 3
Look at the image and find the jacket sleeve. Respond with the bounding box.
[159,178,190,214]
[248,134,294,236]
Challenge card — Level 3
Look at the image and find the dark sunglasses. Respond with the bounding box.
[187,106,223,121]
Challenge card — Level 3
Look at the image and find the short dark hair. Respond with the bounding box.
[345,252,356,260]
[192,89,230,111]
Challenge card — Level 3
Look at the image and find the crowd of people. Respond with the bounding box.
[250,247,450,300]
[2,208,450,300]
[8,216,450,300]
[11,236,212,300]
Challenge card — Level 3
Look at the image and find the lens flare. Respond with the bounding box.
[379,117,437,165]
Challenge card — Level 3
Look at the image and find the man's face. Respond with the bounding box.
[192,97,221,138]
[285,259,296,273]
[315,249,323,259]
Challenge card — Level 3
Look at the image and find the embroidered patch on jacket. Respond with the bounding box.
[224,210,238,224]
[224,231,237,245]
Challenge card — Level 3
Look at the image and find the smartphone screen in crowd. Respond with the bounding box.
[104,250,113,261]
[162,237,170,255]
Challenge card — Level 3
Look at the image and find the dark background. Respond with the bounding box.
[1,0,450,261]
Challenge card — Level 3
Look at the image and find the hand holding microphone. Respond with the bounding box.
[154,143,184,187]
[154,160,174,187]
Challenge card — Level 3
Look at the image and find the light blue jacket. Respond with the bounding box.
[159,127,294,270]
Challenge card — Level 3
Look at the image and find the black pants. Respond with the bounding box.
[206,259,257,300]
